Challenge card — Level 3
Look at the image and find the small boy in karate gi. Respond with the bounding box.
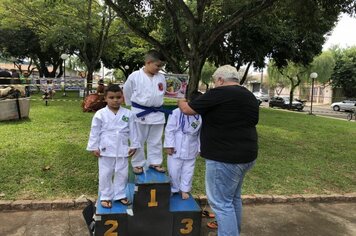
[123,49,169,175]
[164,92,202,200]
[87,84,140,208]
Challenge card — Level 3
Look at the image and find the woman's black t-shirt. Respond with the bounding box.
[189,85,259,163]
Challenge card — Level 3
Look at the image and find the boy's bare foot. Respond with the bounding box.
[181,192,190,200]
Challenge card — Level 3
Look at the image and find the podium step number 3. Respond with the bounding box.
[83,168,202,236]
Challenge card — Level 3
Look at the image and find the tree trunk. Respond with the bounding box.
[187,54,205,99]
[289,86,294,109]
[240,62,252,85]
[288,77,301,109]
[86,67,94,96]
[57,63,63,78]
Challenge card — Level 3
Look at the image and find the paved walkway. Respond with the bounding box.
[1,202,355,236]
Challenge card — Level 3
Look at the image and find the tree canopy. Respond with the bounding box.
[310,51,336,85]
[0,0,116,84]
[104,0,356,97]
[331,46,356,98]
[209,0,346,72]
[100,20,151,80]
[1,0,355,98]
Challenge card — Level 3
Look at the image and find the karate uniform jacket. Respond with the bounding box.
[123,68,166,124]
[87,106,140,157]
[164,108,202,159]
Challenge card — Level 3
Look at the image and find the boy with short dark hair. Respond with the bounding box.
[123,49,168,175]
[87,84,140,208]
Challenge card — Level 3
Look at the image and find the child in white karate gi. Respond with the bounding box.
[87,84,140,208]
[164,92,202,200]
[123,49,169,175]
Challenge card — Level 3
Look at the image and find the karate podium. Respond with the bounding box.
[86,168,202,236]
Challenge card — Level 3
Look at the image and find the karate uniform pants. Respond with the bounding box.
[99,156,128,201]
[131,123,164,168]
[167,156,196,193]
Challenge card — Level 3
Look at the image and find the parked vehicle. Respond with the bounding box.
[330,100,356,111]
[269,96,304,111]
[253,91,269,102]
[295,98,307,106]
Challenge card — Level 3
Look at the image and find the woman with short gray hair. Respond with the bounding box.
[178,64,259,236]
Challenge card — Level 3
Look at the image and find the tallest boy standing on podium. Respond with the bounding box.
[123,49,167,174]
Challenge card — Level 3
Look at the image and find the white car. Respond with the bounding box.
[253,92,269,102]
[330,100,356,111]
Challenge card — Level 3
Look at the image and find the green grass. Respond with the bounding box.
[0,92,355,200]
[245,109,355,195]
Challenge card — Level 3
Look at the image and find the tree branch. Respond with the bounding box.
[197,0,212,22]
[171,0,196,26]
[202,0,277,51]
[103,0,181,72]
[164,0,191,56]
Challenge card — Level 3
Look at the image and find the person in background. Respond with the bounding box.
[97,79,105,95]
[178,65,259,236]
[11,69,20,78]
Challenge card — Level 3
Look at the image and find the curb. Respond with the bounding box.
[1,193,356,212]
[197,193,356,205]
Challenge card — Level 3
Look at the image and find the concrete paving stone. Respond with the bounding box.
[272,195,288,203]
[0,203,355,236]
[0,193,355,212]
[242,195,257,204]
[0,200,13,211]
[242,202,356,236]
[319,194,341,202]
[344,193,356,201]
[11,200,33,211]
[254,194,273,203]
[287,194,304,203]
[333,194,347,201]
[303,194,322,202]
[31,200,52,210]
[313,203,356,225]
[26,210,71,235]
[74,198,90,209]
[0,211,32,236]
[68,210,90,236]
[51,199,75,210]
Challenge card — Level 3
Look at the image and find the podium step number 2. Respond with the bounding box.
[83,168,202,236]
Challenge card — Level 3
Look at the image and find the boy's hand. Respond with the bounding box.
[92,150,100,158]
[165,148,175,155]
[128,148,137,157]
